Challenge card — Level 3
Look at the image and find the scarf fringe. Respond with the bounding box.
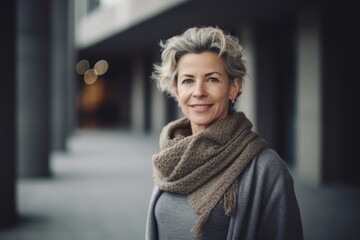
[191,211,211,237]
[191,182,237,236]
[223,182,237,216]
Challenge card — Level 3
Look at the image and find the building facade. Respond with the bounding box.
[1,0,359,228]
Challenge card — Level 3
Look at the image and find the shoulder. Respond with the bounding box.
[254,148,292,176]
[246,148,294,190]
[256,148,284,165]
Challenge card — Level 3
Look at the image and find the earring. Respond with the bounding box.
[231,99,235,104]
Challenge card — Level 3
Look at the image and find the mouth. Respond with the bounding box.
[189,104,213,110]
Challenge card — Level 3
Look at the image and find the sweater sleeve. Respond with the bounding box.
[255,149,304,240]
[145,186,161,240]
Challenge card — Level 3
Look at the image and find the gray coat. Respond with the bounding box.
[146,148,303,240]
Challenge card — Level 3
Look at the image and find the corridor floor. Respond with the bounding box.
[0,129,359,240]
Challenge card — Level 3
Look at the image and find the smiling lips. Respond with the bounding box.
[189,104,213,111]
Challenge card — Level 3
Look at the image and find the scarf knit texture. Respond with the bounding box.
[152,112,266,236]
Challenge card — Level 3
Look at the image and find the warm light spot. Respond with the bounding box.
[84,69,98,85]
[76,60,90,75]
[94,60,109,75]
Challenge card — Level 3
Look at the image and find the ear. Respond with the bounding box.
[230,78,242,99]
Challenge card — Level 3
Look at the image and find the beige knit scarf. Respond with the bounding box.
[152,112,266,236]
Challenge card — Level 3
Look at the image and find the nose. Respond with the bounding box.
[192,81,207,98]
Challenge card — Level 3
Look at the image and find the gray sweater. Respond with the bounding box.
[146,148,303,240]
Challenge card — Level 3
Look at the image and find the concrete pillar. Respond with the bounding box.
[17,0,51,177]
[295,8,322,183]
[66,1,77,137]
[236,26,257,130]
[131,54,146,133]
[50,0,76,151]
[0,1,17,228]
[151,81,166,136]
[51,0,68,151]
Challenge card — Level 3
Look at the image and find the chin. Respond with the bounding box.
[189,118,213,127]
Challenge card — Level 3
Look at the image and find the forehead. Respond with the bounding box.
[177,51,225,75]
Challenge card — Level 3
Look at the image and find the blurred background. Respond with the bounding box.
[1,0,359,239]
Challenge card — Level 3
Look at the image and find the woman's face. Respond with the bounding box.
[175,51,241,134]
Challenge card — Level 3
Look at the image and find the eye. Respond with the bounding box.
[181,79,193,84]
[206,77,219,82]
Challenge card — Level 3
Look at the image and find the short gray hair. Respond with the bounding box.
[151,26,246,99]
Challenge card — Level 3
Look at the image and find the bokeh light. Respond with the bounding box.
[76,59,90,75]
[76,59,109,85]
[84,69,98,85]
[94,60,109,75]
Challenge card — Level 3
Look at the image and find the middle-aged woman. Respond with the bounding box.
[146,26,303,240]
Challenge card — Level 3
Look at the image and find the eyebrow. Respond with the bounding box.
[205,72,222,77]
[179,72,223,78]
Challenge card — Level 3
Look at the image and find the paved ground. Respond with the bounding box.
[0,129,359,240]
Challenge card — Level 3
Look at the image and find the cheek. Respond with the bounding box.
[211,87,230,101]
[176,88,189,102]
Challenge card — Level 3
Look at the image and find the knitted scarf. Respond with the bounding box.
[152,112,266,236]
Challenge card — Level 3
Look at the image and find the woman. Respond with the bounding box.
[146,26,303,240]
